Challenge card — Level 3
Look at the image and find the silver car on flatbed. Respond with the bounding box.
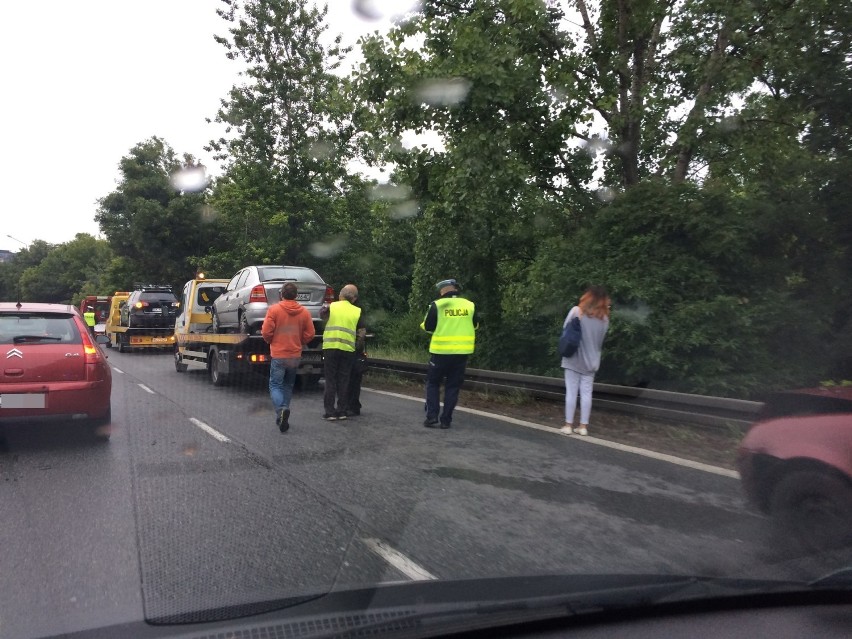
[211,265,334,335]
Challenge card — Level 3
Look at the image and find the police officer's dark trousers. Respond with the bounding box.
[425,354,468,426]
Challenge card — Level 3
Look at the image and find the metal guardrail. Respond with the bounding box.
[367,358,763,431]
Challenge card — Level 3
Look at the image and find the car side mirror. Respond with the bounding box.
[204,305,212,315]
[95,335,110,345]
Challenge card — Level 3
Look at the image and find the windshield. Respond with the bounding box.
[1,1,850,638]
[258,267,324,284]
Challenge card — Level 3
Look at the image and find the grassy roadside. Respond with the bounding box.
[362,370,744,471]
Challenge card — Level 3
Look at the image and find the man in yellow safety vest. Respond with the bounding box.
[83,307,96,337]
[320,284,366,421]
[420,278,478,429]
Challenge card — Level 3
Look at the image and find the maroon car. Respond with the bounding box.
[0,302,112,440]
[737,387,852,551]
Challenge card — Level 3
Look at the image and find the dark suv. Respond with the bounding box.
[120,285,179,328]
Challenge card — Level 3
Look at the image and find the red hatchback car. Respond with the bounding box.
[737,387,852,551]
[0,302,112,440]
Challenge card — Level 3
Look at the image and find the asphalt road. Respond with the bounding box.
[0,348,832,638]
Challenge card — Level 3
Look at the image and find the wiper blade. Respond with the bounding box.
[13,335,62,342]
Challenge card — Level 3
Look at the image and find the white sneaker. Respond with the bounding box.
[574,426,588,436]
[560,424,574,434]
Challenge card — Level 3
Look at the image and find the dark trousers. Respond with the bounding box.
[348,353,365,413]
[424,354,468,425]
[323,349,355,415]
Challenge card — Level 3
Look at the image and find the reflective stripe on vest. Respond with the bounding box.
[426,297,475,355]
[323,301,361,352]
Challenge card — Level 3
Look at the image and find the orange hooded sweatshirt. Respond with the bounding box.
[261,300,316,359]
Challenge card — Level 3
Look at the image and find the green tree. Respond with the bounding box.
[16,234,115,304]
[95,137,213,291]
[206,0,353,270]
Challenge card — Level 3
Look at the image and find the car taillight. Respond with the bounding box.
[78,322,107,379]
[249,285,267,303]
[324,286,335,303]
[134,301,148,308]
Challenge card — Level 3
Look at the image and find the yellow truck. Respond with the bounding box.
[172,277,323,386]
[104,291,176,352]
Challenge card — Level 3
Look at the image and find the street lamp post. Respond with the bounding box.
[6,234,27,248]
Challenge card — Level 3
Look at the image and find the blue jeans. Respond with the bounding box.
[269,357,299,412]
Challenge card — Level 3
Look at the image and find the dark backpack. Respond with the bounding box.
[558,316,582,358]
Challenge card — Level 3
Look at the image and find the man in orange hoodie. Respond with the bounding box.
[261,282,316,432]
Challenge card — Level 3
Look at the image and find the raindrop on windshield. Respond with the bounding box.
[352,0,422,21]
[309,236,347,258]
[389,200,419,219]
[596,187,616,202]
[414,78,472,106]
[170,166,208,193]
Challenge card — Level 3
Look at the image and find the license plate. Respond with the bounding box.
[296,293,311,301]
[150,308,162,313]
[152,337,170,343]
[0,393,46,409]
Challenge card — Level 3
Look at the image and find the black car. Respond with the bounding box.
[120,285,179,328]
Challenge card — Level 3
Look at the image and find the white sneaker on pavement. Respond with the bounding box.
[560,424,574,434]
[574,426,588,436]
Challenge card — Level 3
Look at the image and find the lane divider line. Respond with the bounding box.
[364,388,738,479]
[361,538,437,581]
[138,384,155,394]
[112,367,124,374]
[189,417,230,443]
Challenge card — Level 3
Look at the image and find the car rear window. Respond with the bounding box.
[258,267,323,284]
[0,313,82,344]
[139,292,177,302]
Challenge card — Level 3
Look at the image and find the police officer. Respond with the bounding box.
[83,306,96,337]
[420,278,478,429]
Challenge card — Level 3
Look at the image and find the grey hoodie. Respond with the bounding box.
[560,306,609,375]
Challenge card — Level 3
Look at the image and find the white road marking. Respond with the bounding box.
[138,384,155,394]
[189,417,230,443]
[112,367,124,374]
[364,388,739,479]
[361,538,437,581]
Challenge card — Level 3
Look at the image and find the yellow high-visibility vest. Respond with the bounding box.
[422,297,475,355]
[323,301,361,352]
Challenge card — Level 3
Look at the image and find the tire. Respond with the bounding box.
[209,350,228,386]
[299,374,321,390]
[768,469,852,552]
[174,349,188,373]
[90,406,112,442]
[211,308,223,334]
[238,312,251,336]
[118,334,127,353]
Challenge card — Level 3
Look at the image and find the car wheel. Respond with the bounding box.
[90,406,112,442]
[238,312,251,336]
[118,335,127,353]
[211,308,223,334]
[768,469,852,552]
[174,349,188,372]
[209,351,228,386]
[299,374,321,390]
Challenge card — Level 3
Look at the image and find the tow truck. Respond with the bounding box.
[172,277,324,386]
[104,290,176,352]
[79,295,111,337]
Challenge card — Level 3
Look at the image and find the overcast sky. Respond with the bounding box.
[0,1,415,250]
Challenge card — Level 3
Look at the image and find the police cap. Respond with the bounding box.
[435,278,460,291]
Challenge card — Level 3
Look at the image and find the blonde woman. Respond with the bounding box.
[561,285,610,436]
